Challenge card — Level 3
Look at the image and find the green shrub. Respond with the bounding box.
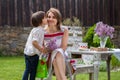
[111,55,120,68]
[83,24,120,69]
[83,24,114,48]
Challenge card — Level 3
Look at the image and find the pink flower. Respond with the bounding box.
[95,21,114,38]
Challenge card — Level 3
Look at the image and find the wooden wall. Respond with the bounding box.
[0,0,120,27]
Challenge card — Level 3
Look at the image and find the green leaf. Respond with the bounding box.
[93,34,100,44]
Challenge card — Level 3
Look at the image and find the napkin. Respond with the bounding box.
[112,49,120,61]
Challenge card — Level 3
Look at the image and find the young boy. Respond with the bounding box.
[22,11,47,80]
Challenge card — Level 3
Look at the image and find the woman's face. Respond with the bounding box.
[47,12,57,26]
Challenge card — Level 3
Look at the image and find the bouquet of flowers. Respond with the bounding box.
[47,38,58,51]
[95,21,114,39]
[94,21,114,48]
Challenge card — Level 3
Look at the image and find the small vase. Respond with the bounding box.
[99,36,108,48]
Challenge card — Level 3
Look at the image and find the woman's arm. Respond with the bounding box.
[61,28,69,51]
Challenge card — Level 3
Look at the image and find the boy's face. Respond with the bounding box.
[42,17,47,25]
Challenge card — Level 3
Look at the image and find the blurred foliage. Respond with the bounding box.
[62,18,72,26]
[16,49,24,56]
[111,55,120,68]
[62,17,82,26]
[99,61,107,72]
[0,48,6,57]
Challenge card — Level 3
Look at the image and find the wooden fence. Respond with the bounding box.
[0,0,120,27]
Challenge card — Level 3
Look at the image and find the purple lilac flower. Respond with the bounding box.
[47,38,58,50]
[95,21,114,38]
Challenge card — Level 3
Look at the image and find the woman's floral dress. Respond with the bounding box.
[44,28,68,79]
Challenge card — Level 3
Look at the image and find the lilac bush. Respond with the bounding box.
[95,21,114,38]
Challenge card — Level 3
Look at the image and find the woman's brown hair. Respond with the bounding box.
[46,8,62,30]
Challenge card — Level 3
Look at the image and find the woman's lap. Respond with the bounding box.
[47,48,67,77]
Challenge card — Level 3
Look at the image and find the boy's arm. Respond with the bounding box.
[32,40,44,53]
[32,40,50,54]
[32,28,47,53]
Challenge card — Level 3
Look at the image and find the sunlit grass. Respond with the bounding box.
[0,56,24,80]
[0,56,120,80]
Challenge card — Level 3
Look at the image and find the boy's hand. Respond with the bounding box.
[43,47,52,53]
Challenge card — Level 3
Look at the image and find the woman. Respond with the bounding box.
[44,8,68,80]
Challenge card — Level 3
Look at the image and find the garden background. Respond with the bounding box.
[0,0,120,57]
[0,0,120,80]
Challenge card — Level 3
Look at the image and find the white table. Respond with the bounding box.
[67,49,120,80]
